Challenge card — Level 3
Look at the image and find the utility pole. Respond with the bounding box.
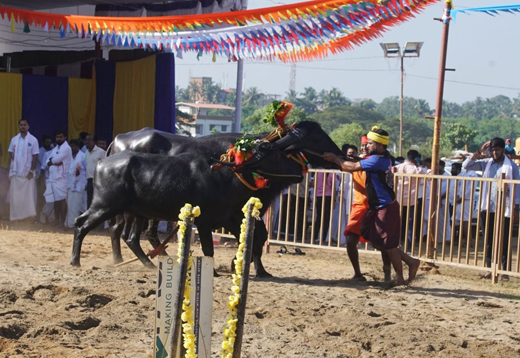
[289,63,296,93]
[380,42,423,157]
[399,56,404,157]
[234,59,244,133]
[426,0,453,261]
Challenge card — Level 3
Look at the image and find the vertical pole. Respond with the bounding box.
[232,202,256,358]
[428,1,452,260]
[6,56,11,72]
[94,38,102,59]
[399,56,404,157]
[234,59,244,133]
[169,219,194,357]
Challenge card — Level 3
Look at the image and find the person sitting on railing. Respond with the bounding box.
[463,138,520,282]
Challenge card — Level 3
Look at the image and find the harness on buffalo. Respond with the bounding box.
[213,101,309,190]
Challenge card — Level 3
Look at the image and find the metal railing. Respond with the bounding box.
[263,169,520,282]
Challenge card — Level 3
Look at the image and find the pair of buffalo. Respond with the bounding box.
[70,121,344,277]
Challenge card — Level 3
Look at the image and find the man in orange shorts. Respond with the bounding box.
[344,136,391,282]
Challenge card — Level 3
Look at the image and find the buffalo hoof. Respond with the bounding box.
[113,257,124,265]
[213,269,220,277]
[144,262,156,270]
[255,271,273,278]
[70,259,81,267]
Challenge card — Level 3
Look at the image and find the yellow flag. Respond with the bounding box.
[10,13,16,32]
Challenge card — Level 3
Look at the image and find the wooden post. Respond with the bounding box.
[492,173,506,284]
[169,219,194,357]
[427,1,453,261]
[232,202,256,358]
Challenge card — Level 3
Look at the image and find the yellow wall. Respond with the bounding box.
[68,77,96,141]
[112,55,156,137]
[0,73,23,168]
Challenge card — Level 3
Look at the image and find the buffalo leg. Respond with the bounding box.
[124,216,155,269]
[252,220,272,278]
[109,215,125,264]
[197,226,218,277]
[226,218,272,278]
[71,208,116,267]
[144,220,168,256]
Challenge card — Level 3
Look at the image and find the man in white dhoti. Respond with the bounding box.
[40,148,55,224]
[7,119,39,221]
[85,134,105,208]
[36,135,53,216]
[45,130,72,227]
[66,140,87,228]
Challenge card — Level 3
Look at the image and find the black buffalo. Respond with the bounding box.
[75,121,344,277]
[71,142,304,271]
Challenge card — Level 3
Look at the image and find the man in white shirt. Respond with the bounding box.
[36,135,53,217]
[45,130,72,227]
[7,119,39,221]
[66,139,87,228]
[85,134,106,208]
[393,150,426,251]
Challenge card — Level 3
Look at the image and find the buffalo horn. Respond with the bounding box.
[274,127,308,150]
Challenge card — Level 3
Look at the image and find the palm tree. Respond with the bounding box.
[284,90,298,103]
[201,81,221,103]
[322,87,350,109]
[296,87,319,115]
[187,82,201,102]
[243,87,263,106]
[175,85,190,102]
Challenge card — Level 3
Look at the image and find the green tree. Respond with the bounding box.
[310,105,385,134]
[243,87,263,106]
[187,82,201,102]
[284,90,298,103]
[354,99,377,111]
[322,87,351,109]
[175,85,190,102]
[329,123,365,148]
[296,87,319,115]
[201,80,221,103]
[441,123,477,151]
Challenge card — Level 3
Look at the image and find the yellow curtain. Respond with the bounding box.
[112,55,156,137]
[68,77,96,141]
[0,73,23,168]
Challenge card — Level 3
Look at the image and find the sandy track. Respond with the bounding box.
[0,224,519,358]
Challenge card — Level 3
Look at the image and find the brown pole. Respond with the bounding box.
[399,55,404,157]
[232,202,256,358]
[427,0,452,260]
[94,38,102,59]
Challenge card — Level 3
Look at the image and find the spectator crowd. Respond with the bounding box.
[1,118,108,230]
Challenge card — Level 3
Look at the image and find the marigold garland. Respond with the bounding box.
[177,203,201,358]
[221,197,263,358]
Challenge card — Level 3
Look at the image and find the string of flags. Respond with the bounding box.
[1,0,441,62]
[451,4,520,22]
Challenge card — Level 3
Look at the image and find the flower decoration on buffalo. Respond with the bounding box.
[263,101,294,129]
[228,137,257,165]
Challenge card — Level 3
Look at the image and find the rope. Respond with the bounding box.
[302,148,324,158]
[234,172,258,191]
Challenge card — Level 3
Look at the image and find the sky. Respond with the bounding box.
[1,1,520,106]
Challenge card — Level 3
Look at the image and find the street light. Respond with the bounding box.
[380,41,424,156]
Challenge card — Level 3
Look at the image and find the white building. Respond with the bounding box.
[176,102,235,137]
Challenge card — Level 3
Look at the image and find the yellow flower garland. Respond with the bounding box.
[220,198,262,358]
[177,203,201,358]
